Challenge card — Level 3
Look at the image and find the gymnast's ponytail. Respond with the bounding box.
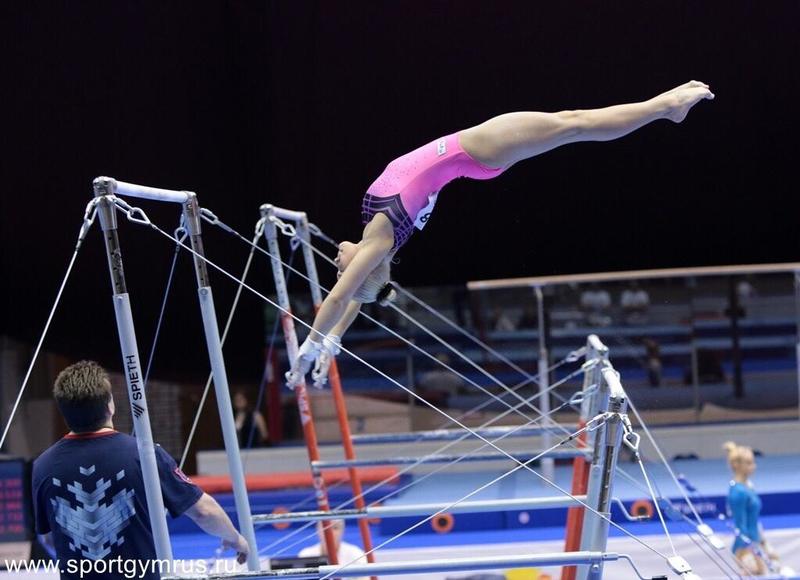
[352,259,396,305]
[723,440,746,469]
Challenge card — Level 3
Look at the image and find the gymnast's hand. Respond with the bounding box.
[285,337,323,388]
[312,335,342,388]
[658,80,715,123]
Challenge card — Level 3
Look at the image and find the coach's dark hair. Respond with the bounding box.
[53,360,113,433]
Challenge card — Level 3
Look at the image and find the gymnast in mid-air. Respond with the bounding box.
[287,80,714,386]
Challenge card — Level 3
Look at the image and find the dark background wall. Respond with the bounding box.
[2,1,798,382]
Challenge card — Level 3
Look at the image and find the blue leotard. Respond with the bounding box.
[727,480,762,552]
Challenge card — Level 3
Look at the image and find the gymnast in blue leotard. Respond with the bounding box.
[724,441,785,576]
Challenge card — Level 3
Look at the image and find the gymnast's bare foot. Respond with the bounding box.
[657,80,715,123]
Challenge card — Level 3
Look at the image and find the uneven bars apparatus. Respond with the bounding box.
[239,206,688,580]
[80,191,704,580]
[92,177,260,571]
[261,204,377,572]
[177,336,660,580]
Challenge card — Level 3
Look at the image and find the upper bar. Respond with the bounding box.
[312,449,588,470]
[350,424,578,445]
[467,262,800,290]
[261,203,307,222]
[93,176,191,204]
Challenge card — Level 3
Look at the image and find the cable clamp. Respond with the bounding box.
[269,215,297,237]
[696,523,726,550]
[666,556,693,575]
[586,412,610,432]
[566,347,586,363]
[173,225,188,244]
[253,216,267,238]
[199,207,220,225]
[112,197,151,226]
[79,197,101,238]
[621,415,641,453]
[125,206,151,226]
[580,358,600,371]
[308,221,338,245]
[569,383,598,406]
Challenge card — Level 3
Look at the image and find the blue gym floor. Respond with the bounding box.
[169,454,800,563]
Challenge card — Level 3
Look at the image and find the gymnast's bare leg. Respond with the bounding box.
[459,80,714,169]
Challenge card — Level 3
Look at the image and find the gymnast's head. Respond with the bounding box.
[723,441,756,478]
[335,241,396,305]
[335,215,398,306]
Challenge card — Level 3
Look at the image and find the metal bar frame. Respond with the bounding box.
[262,210,340,564]
[534,285,555,481]
[562,334,606,580]
[577,357,629,580]
[182,194,260,570]
[92,182,173,562]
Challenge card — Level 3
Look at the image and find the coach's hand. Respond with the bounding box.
[222,533,250,565]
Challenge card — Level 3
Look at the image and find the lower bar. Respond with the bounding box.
[350,424,578,445]
[321,551,615,578]
[164,551,615,579]
[252,495,587,524]
[313,449,587,470]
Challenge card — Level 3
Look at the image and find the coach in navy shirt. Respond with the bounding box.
[32,361,250,579]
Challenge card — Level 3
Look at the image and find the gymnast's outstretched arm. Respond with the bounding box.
[285,236,390,386]
[310,238,392,342]
[459,80,714,169]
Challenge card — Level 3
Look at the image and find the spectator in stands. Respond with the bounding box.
[517,305,538,329]
[736,276,757,318]
[490,306,517,332]
[299,519,367,578]
[234,390,269,448]
[580,283,612,326]
[737,277,756,302]
[723,441,790,577]
[33,361,250,578]
[451,287,473,330]
[643,338,662,387]
[620,280,650,325]
[418,353,467,404]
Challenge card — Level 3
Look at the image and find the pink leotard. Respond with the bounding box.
[362,132,505,250]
